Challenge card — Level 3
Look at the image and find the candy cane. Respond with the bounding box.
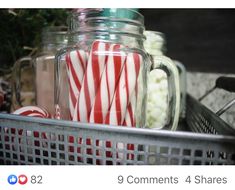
[66,49,88,119]
[73,40,110,122]
[71,41,109,160]
[104,53,142,162]
[87,43,126,161]
[121,63,140,161]
[123,90,137,127]
[89,44,126,124]
[105,52,142,126]
[122,92,137,160]
[12,106,52,118]
[5,106,53,153]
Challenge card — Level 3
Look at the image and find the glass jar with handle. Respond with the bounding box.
[144,30,180,130]
[12,26,68,115]
[55,9,180,131]
[55,9,149,127]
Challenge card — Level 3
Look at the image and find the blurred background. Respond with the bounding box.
[140,9,235,73]
[1,9,235,73]
[0,9,68,70]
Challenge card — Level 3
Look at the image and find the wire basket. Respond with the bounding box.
[186,95,235,135]
[1,105,235,165]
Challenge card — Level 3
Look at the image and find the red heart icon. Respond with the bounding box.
[18,174,28,185]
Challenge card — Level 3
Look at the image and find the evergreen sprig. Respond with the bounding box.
[0,9,69,70]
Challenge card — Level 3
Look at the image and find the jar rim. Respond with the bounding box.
[70,8,144,26]
[68,9,146,40]
[67,8,144,30]
[42,26,68,46]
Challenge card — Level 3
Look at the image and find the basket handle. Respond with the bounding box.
[216,76,235,93]
[216,98,235,116]
[199,76,235,101]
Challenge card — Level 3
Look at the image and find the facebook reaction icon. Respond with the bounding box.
[8,174,18,185]
[18,174,28,185]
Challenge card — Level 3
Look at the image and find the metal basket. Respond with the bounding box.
[1,102,235,165]
[186,95,235,135]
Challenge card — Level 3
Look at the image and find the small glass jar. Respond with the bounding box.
[144,30,180,130]
[34,26,68,114]
[12,26,68,114]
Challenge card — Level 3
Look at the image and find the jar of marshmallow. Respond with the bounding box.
[144,30,180,130]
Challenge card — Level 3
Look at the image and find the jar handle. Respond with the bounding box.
[12,56,33,107]
[153,55,180,131]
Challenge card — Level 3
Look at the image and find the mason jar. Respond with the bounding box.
[55,9,149,128]
[12,26,68,114]
[144,30,180,130]
[55,9,181,131]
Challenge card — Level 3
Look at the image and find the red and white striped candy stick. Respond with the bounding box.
[123,90,137,127]
[123,67,141,127]
[105,53,142,161]
[88,43,126,160]
[123,92,138,160]
[66,50,88,155]
[6,106,52,151]
[72,41,109,159]
[12,106,52,139]
[89,44,126,124]
[73,40,110,122]
[105,52,142,126]
[122,55,141,161]
[65,49,88,119]
[13,106,52,118]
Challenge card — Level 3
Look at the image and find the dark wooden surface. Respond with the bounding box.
[140,9,235,73]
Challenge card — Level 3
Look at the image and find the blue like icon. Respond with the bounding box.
[8,174,18,185]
